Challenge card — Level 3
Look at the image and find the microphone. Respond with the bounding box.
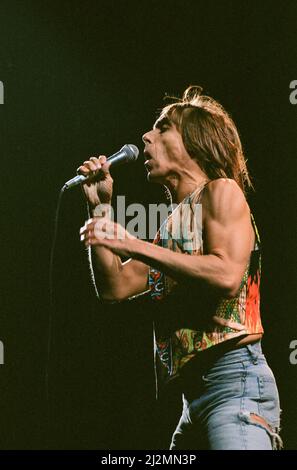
[63,144,139,190]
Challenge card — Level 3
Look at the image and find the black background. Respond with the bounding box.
[0,0,296,450]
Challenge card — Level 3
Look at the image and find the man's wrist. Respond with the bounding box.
[89,202,112,218]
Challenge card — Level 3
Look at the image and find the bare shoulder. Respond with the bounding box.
[202,178,249,221]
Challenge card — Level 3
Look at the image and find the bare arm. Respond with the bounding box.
[83,179,254,299]
[131,179,254,297]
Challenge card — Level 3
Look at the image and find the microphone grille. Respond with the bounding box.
[124,144,139,161]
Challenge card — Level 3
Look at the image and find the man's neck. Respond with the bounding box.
[165,172,209,203]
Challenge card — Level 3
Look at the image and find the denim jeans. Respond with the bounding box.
[170,341,282,450]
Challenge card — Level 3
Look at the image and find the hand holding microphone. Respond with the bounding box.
[77,154,114,208]
[64,144,139,208]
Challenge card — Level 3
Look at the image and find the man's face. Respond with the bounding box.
[142,116,190,183]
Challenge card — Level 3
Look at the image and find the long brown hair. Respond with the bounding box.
[159,86,253,193]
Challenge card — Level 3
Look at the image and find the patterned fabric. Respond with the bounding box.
[149,183,263,382]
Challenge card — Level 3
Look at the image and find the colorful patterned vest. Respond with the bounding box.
[148,182,263,384]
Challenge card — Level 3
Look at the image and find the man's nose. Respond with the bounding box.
[142,131,152,144]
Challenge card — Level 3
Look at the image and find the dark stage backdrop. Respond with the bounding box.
[0,0,296,450]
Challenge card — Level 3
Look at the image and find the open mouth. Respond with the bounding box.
[144,149,154,171]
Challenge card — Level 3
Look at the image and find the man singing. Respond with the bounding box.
[79,86,282,450]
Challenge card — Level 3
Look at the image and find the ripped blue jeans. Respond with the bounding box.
[170,341,282,450]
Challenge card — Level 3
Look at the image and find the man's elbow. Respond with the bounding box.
[99,289,126,302]
[99,283,136,302]
[219,276,242,299]
[208,255,242,298]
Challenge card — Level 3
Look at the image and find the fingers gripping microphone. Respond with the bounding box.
[64,144,139,190]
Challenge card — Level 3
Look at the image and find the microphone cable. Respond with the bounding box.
[46,185,66,421]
